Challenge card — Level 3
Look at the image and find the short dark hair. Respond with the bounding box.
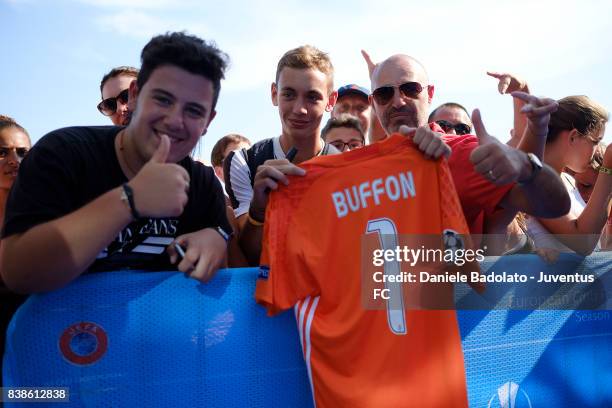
[99,66,139,95]
[137,32,229,110]
[321,114,364,141]
[211,134,251,167]
[428,102,470,123]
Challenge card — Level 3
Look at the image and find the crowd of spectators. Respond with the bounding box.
[0,31,610,391]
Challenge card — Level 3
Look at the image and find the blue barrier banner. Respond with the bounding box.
[460,253,612,407]
[3,269,312,408]
[3,253,612,407]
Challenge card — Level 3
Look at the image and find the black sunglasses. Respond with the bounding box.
[97,89,129,116]
[372,82,428,105]
[0,147,29,160]
[435,120,471,135]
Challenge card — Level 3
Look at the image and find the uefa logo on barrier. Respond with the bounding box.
[488,381,532,408]
[59,322,108,366]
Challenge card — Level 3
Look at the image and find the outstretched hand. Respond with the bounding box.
[486,71,528,94]
[511,91,558,139]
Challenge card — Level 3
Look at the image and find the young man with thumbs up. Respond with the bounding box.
[369,54,570,235]
[0,32,232,293]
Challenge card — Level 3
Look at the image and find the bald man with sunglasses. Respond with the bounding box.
[368,53,570,236]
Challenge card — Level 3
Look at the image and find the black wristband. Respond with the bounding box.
[121,183,141,220]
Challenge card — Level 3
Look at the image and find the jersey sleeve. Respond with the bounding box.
[2,132,79,238]
[255,189,319,315]
[223,149,253,218]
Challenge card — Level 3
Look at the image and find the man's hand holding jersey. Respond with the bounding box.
[236,158,306,266]
[398,125,451,160]
[249,159,306,222]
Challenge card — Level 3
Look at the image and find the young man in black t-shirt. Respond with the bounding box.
[0,32,232,293]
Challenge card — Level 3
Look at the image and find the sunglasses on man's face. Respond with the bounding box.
[97,89,129,116]
[436,120,471,135]
[0,147,29,160]
[372,82,428,105]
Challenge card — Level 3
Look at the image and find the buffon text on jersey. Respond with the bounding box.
[331,171,416,218]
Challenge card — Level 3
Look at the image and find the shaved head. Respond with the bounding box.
[371,54,429,90]
[370,54,434,133]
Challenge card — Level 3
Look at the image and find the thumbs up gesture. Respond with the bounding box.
[127,134,191,218]
[470,109,531,185]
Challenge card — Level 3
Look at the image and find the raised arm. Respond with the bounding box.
[511,91,558,159]
[487,71,530,147]
[361,50,387,143]
[469,109,570,218]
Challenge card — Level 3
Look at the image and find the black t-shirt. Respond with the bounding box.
[3,126,231,272]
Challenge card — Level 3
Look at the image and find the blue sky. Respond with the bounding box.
[1,0,611,163]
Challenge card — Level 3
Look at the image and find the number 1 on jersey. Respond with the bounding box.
[366,218,406,335]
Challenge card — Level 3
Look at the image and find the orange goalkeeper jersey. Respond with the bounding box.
[255,134,476,408]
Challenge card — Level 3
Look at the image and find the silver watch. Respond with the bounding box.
[519,153,543,185]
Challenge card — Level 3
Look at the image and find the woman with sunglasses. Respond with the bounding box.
[0,115,31,385]
[524,95,611,259]
[0,115,30,223]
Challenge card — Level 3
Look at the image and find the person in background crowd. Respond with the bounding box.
[211,133,252,267]
[487,71,530,148]
[1,32,232,293]
[428,102,473,136]
[98,66,139,126]
[331,84,371,140]
[211,133,251,183]
[0,116,30,223]
[569,143,607,203]
[0,115,31,385]
[523,96,610,261]
[321,114,365,152]
[567,144,612,251]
